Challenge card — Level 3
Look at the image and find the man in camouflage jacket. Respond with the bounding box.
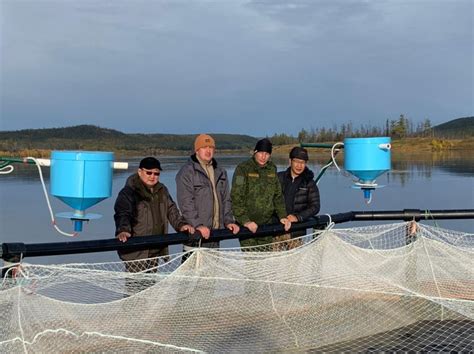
[231,138,291,248]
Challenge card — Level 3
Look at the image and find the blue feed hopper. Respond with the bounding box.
[50,151,114,231]
[343,137,391,202]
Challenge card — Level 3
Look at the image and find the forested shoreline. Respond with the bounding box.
[1,116,472,157]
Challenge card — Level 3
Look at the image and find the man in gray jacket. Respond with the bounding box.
[176,134,239,258]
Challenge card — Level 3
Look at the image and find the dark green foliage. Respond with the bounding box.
[0,117,471,154]
[296,116,473,142]
[432,117,474,138]
[6,125,127,140]
[0,125,258,153]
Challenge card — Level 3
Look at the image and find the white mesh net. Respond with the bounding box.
[1,222,473,352]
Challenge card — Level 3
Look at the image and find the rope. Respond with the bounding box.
[5,328,205,353]
[330,142,344,172]
[365,193,373,205]
[315,142,344,186]
[0,165,14,174]
[329,142,352,178]
[323,213,335,230]
[26,157,77,237]
[267,282,300,348]
[1,264,19,287]
[419,235,445,320]
[424,209,440,228]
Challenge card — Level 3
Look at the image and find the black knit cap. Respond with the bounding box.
[139,157,162,170]
[289,147,309,161]
[254,138,273,154]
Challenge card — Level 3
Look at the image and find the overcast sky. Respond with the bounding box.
[1,0,472,136]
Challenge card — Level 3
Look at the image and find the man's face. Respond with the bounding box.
[290,158,306,177]
[196,146,215,163]
[255,151,271,167]
[138,168,160,188]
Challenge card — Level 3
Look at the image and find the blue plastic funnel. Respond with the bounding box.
[50,151,114,231]
[344,137,391,203]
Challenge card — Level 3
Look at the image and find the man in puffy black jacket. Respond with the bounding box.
[277,147,320,248]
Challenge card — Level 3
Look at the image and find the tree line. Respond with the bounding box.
[269,115,436,145]
[0,125,258,153]
[0,116,471,155]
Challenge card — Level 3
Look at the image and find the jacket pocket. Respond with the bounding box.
[193,184,207,195]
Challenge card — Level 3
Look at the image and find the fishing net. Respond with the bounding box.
[1,222,473,352]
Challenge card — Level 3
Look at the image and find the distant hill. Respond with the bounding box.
[1,118,472,155]
[0,125,258,153]
[5,125,127,141]
[432,116,474,138]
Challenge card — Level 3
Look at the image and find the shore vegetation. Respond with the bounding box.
[1,116,472,158]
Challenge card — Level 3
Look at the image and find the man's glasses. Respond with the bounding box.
[142,170,160,176]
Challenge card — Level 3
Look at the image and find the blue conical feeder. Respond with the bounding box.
[344,137,391,203]
[50,151,114,231]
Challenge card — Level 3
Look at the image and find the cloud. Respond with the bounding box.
[1,0,472,134]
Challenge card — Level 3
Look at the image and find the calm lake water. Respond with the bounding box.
[1,152,473,265]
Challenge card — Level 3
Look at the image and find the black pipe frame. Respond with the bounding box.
[1,209,473,261]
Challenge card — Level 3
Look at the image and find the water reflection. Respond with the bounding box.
[0,153,472,266]
[384,153,474,187]
[4,151,473,182]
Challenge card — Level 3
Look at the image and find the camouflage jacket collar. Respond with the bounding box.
[250,156,276,171]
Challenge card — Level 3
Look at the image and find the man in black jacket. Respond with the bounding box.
[276,147,320,249]
[114,157,194,271]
